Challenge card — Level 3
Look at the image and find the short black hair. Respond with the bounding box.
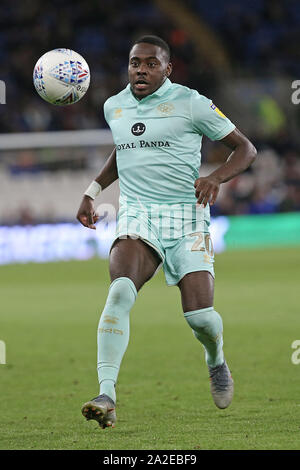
[131,35,171,61]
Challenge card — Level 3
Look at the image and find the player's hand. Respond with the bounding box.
[194,176,220,207]
[76,195,99,230]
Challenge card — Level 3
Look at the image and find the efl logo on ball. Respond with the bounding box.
[33,48,90,106]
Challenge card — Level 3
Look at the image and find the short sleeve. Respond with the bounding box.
[190,91,235,141]
[103,98,111,125]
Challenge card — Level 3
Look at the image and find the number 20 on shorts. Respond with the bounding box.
[189,232,214,256]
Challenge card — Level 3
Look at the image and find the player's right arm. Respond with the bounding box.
[76,147,118,230]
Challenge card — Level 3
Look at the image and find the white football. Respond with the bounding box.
[33,48,90,106]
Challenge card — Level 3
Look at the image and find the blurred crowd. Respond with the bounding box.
[189,0,300,76]
[0,0,204,134]
[0,0,299,222]
[209,145,300,216]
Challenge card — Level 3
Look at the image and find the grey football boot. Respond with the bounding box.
[208,360,234,409]
[81,394,116,429]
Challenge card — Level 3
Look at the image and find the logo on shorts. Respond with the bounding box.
[131,122,146,136]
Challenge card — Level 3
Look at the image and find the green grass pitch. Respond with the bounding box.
[0,246,299,450]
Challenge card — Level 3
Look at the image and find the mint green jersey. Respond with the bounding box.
[104,79,235,207]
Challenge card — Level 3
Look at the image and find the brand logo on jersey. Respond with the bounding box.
[210,103,226,118]
[157,102,175,115]
[131,122,146,136]
[113,108,122,119]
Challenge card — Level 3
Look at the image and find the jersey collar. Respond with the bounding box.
[127,78,172,102]
[151,78,172,97]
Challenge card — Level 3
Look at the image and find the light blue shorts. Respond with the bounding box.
[111,203,215,286]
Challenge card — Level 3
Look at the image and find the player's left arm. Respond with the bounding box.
[194,128,257,207]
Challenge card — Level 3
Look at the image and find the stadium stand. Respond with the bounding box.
[0,0,299,224]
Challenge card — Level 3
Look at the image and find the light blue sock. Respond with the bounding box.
[184,307,224,368]
[97,277,137,403]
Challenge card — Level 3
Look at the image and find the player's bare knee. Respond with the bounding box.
[179,291,214,313]
[178,271,214,312]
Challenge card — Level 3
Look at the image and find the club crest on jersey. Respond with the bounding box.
[131,122,146,136]
[210,103,226,118]
[157,102,175,115]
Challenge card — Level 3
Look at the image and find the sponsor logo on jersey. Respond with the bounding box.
[210,103,226,118]
[116,140,170,151]
[131,122,146,136]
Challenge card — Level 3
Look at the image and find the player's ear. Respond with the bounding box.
[166,62,172,77]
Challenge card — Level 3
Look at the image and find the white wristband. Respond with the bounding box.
[84,181,102,200]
